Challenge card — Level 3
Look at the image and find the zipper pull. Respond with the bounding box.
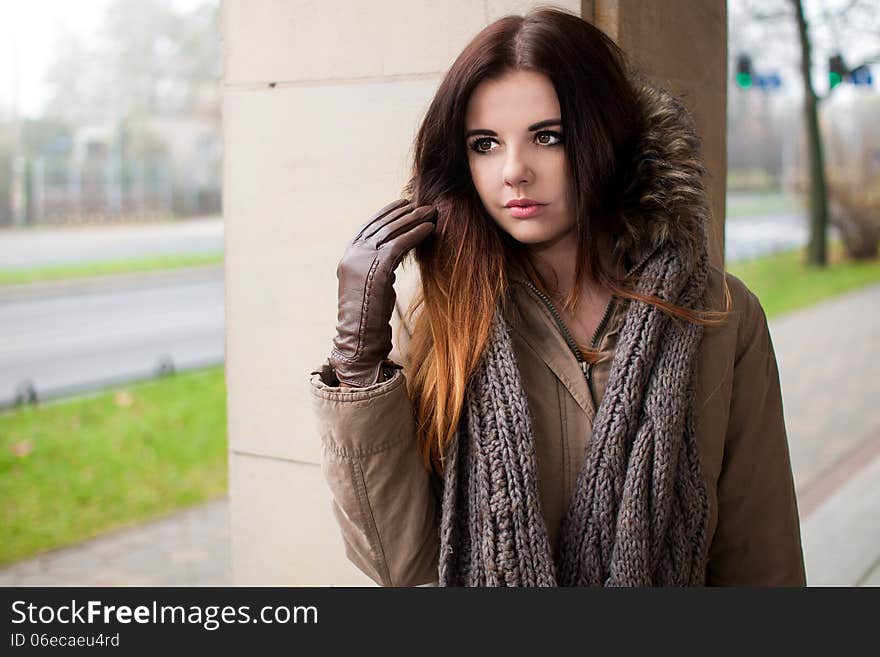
[580,360,591,381]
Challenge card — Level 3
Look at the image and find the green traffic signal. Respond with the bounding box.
[829,54,846,90]
[736,54,753,89]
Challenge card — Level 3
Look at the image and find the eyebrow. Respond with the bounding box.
[465,118,562,139]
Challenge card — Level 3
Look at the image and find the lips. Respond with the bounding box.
[505,198,543,208]
[507,204,546,219]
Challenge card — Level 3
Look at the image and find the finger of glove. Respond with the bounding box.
[359,202,418,241]
[380,219,436,270]
[372,205,436,247]
[353,198,411,240]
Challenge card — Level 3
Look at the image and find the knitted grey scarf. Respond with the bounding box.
[438,238,711,587]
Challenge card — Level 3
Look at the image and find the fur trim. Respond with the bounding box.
[614,82,711,271]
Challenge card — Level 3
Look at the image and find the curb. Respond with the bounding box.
[0,265,224,302]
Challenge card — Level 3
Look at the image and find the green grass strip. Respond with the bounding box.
[0,367,227,567]
[728,242,880,319]
[0,252,224,287]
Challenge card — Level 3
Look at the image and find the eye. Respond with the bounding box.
[469,137,497,154]
[535,130,563,146]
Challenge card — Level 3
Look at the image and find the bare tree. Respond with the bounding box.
[742,0,878,266]
[791,0,830,265]
[43,0,219,124]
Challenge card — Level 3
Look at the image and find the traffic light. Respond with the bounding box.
[829,54,847,89]
[736,55,753,88]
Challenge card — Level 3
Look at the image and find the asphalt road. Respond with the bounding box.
[0,269,224,408]
[725,211,817,262]
[0,217,223,270]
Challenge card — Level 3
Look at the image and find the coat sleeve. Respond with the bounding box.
[706,285,807,586]
[308,358,440,587]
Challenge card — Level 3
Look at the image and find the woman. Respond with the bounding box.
[309,7,806,587]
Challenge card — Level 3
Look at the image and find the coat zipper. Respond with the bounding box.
[517,246,658,411]
[520,279,611,410]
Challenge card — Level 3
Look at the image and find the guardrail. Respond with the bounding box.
[1,355,224,411]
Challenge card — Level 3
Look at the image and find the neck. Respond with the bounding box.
[527,227,579,298]
[526,229,619,302]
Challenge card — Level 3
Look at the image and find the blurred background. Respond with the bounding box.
[0,0,877,586]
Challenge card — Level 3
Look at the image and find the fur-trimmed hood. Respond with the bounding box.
[613,81,711,272]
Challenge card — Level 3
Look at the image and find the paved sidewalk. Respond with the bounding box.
[0,499,231,586]
[772,285,880,496]
[1,283,878,586]
[769,282,880,586]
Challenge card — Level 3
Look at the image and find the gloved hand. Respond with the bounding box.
[329,198,437,387]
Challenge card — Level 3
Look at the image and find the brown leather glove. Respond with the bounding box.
[328,198,437,387]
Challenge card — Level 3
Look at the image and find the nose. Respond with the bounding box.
[502,145,534,189]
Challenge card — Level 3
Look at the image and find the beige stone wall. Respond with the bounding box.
[223,0,725,585]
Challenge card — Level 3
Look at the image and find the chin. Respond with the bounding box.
[502,220,568,246]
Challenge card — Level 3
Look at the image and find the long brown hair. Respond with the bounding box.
[400,6,730,476]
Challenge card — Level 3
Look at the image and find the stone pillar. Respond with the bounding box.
[583,0,728,267]
[223,0,726,585]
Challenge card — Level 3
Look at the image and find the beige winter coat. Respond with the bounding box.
[308,83,806,587]
[309,261,806,586]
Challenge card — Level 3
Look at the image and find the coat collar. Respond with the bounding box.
[502,286,597,418]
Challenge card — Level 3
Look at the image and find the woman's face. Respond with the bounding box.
[465,69,574,247]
